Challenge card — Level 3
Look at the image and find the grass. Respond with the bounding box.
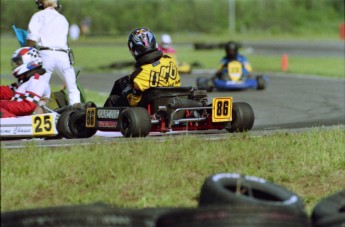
[1,127,345,214]
[1,36,344,78]
[1,33,344,216]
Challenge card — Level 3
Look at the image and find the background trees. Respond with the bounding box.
[1,0,343,36]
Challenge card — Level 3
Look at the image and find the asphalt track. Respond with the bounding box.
[76,70,345,129]
[1,39,344,147]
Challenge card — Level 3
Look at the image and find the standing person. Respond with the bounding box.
[26,0,81,105]
[104,28,181,108]
[0,47,50,118]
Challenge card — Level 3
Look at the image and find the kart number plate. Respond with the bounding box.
[86,108,96,127]
[212,97,232,122]
[228,61,242,81]
[32,114,54,135]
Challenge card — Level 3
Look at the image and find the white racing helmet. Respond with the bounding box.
[161,34,172,48]
[11,47,43,82]
[35,0,62,11]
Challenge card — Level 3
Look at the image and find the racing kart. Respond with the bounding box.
[0,26,91,140]
[63,86,255,138]
[196,60,269,92]
[0,102,94,140]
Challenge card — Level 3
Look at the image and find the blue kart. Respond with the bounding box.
[196,60,269,92]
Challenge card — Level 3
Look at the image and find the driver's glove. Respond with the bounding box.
[122,85,132,98]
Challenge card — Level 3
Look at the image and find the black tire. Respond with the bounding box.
[69,111,97,138]
[256,75,266,90]
[156,205,310,227]
[56,110,75,139]
[226,102,254,132]
[1,203,157,227]
[311,190,345,227]
[119,107,151,137]
[198,173,306,213]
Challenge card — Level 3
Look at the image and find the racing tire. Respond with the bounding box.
[56,110,75,139]
[198,173,307,215]
[311,190,345,227]
[256,75,266,90]
[69,110,97,138]
[226,102,254,132]
[1,203,158,227]
[156,205,310,227]
[119,107,151,138]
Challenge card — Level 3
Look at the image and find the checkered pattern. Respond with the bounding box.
[25,92,41,104]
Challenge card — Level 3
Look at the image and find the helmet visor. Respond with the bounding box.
[11,57,23,69]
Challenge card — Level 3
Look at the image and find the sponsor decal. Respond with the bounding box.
[98,121,117,127]
[0,127,32,135]
[97,109,119,119]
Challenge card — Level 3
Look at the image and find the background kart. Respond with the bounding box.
[196,60,269,92]
[65,86,255,138]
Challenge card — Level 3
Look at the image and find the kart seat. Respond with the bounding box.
[139,86,194,112]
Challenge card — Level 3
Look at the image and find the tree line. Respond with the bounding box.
[1,0,343,36]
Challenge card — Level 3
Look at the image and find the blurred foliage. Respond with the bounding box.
[1,0,344,36]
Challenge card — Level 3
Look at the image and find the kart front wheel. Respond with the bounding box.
[69,111,97,138]
[226,102,254,132]
[256,75,266,90]
[119,107,151,138]
[56,110,75,139]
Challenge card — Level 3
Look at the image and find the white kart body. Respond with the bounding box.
[0,113,59,139]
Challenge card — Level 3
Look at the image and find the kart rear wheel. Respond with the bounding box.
[69,111,97,138]
[119,107,151,138]
[226,102,254,132]
[256,75,266,90]
[56,110,75,139]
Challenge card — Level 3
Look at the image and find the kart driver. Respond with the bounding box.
[26,0,81,105]
[104,28,181,107]
[158,34,177,58]
[0,47,50,118]
[215,41,252,80]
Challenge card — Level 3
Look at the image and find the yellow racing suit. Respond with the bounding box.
[127,54,181,106]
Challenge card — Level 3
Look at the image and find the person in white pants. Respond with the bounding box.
[26,0,80,105]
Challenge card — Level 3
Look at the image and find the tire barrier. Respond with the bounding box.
[311,190,345,227]
[156,205,309,227]
[1,203,158,227]
[2,173,341,227]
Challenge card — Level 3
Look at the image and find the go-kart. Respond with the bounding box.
[0,101,92,140]
[196,60,269,92]
[0,110,59,139]
[63,86,255,138]
[0,26,90,140]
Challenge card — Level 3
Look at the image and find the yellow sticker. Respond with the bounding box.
[212,97,233,122]
[32,114,54,135]
[228,61,242,81]
[86,107,96,127]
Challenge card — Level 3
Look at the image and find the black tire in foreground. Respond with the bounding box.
[69,110,97,138]
[226,102,255,132]
[156,205,310,227]
[198,173,307,215]
[1,203,157,227]
[56,110,75,139]
[311,190,345,227]
[119,107,151,137]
